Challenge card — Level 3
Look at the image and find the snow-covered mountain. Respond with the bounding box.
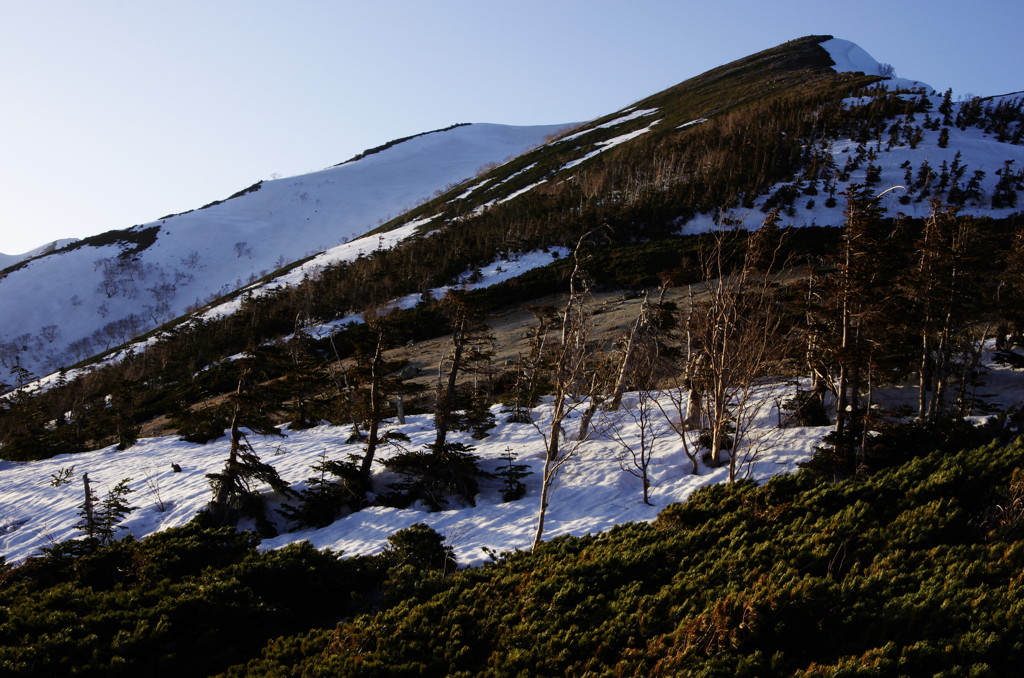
[0,122,567,382]
[1,34,1022,562]
[4,37,1021,391]
[4,35,1024,678]
[123,40,1024,350]
[3,36,1022,394]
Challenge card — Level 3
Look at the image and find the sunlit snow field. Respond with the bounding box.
[5,343,1024,569]
[0,385,826,567]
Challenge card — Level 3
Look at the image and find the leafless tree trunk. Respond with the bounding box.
[360,328,386,475]
[531,231,606,549]
[658,367,702,476]
[683,225,791,481]
[432,292,494,449]
[80,473,96,539]
[434,315,466,450]
[607,291,653,411]
[327,335,364,440]
[609,338,664,505]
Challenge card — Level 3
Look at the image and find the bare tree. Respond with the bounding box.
[323,310,417,480]
[504,306,558,424]
[608,333,665,505]
[359,316,389,475]
[607,289,660,412]
[682,222,792,481]
[905,200,985,421]
[658,285,704,475]
[531,232,607,549]
[349,310,416,475]
[432,291,495,450]
[660,373,702,475]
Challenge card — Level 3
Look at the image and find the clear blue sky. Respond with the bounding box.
[1,0,1020,254]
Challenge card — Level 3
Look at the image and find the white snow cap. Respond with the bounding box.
[822,38,883,75]
[821,38,931,91]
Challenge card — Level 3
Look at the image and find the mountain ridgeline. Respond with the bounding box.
[1,35,1021,462]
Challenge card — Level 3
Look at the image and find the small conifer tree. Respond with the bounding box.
[206,370,292,535]
[278,453,370,529]
[76,473,137,545]
[495,447,532,502]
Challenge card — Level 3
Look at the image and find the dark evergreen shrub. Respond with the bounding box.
[495,447,532,501]
[237,437,1024,676]
[172,403,230,444]
[780,388,831,426]
[380,442,485,511]
[0,519,381,678]
[278,456,370,529]
[379,522,457,575]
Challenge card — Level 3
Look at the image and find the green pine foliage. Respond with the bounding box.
[380,442,485,511]
[5,431,1024,676]
[495,446,532,501]
[375,522,459,608]
[204,431,291,535]
[0,519,382,678]
[378,522,457,575]
[277,453,370,529]
[234,437,1024,676]
[95,477,136,543]
[171,401,231,444]
[74,475,136,546]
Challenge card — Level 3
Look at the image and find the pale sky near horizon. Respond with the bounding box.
[1,0,1021,255]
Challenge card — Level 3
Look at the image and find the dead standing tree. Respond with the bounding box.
[657,284,704,476]
[432,291,496,450]
[531,231,607,549]
[682,222,791,481]
[905,200,986,421]
[608,323,666,505]
[607,289,658,412]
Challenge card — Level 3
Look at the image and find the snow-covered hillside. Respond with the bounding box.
[0,122,567,383]
[677,100,1024,236]
[4,342,1023,569]
[0,384,826,567]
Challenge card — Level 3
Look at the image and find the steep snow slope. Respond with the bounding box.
[0,122,567,382]
[821,37,931,91]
